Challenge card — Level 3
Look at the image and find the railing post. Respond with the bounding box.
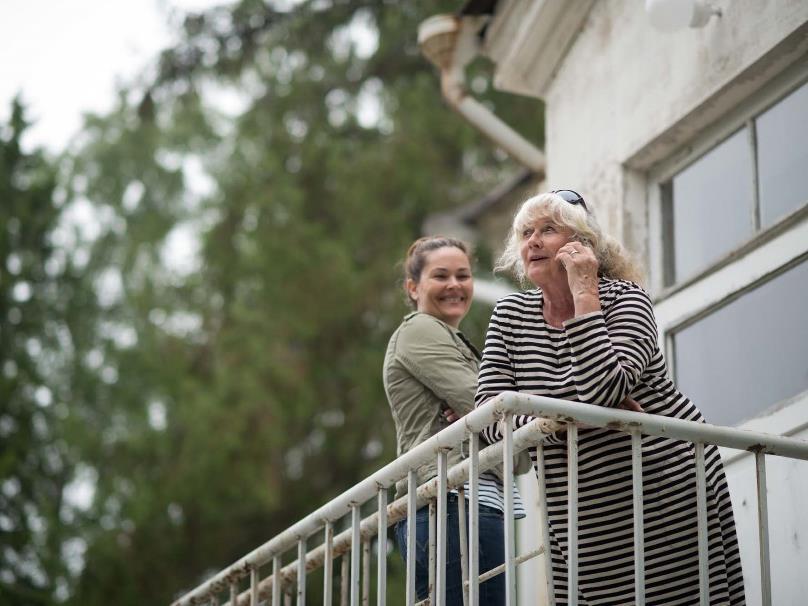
[536,444,555,606]
[631,430,645,606]
[251,565,259,606]
[362,539,370,606]
[377,488,388,606]
[567,423,578,606]
[406,470,417,606]
[436,450,448,606]
[297,539,306,605]
[429,499,436,605]
[695,442,709,606]
[502,414,516,606]
[324,522,334,605]
[756,451,772,606]
[340,552,349,606]
[351,505,361,606]
[230,582,239,606]
[457,486,469,606]
[272,557,282,606]
[468,432,480,606]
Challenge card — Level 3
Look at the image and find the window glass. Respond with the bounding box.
[673,258,808,426]
[756,81,808,227]
[670,127,755,281]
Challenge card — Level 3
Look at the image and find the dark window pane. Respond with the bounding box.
[673,258,808,426]
[670,127,755,281]
[756,81,808,227]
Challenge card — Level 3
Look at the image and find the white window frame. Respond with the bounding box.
[645,61,808,425]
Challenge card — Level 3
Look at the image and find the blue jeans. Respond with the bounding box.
[394,494,505,606]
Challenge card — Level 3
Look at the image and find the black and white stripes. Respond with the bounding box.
[476,279,745,605]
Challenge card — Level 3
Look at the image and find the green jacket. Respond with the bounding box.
[383,312,493,499]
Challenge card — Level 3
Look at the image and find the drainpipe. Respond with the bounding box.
[417,14,546,176]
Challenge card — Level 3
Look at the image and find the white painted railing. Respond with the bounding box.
[170,392,808,606]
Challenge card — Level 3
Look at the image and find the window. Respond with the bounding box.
[672,257,808,426]
[661,79,808,286]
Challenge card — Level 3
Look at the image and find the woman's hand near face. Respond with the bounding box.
[556,242,601,316]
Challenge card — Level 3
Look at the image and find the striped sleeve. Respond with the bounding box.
[563,284,657,408]
[475,299,541,444]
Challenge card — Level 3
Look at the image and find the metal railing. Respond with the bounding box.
[170,392,808,606]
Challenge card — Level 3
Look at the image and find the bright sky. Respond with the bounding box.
[0,0,223,153]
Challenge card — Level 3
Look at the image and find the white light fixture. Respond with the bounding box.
[646,0,721,32]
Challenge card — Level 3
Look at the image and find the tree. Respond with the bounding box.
[9,2,545,604]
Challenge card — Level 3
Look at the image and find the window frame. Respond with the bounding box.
[645,62,808,419]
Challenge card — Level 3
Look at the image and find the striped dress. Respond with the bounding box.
[476,279,745,605]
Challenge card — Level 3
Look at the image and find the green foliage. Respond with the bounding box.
[4,1,545,604]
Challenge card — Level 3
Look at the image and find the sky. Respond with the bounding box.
[0,0,224,153]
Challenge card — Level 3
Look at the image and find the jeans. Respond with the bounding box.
[394,494,505,606]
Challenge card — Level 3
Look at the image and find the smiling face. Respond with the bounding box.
[406,246,473,328]
[519,215,575,287]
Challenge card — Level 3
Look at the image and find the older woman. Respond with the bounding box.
[384,236,528,606]
[476,191,745,604]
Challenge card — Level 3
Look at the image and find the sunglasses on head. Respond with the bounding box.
[551,189,588,212]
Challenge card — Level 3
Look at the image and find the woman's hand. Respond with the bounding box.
[556,242,600,315]
[443,407,460,424]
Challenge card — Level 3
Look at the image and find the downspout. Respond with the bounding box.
[417,14,546,176]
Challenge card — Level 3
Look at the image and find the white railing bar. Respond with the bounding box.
[536,444,555,606]
[376,489,387,606]
[468,433,479,606]
[457,486,469,606]
[297,540,306,605]
[428,500,436,604]
[174,393,808,605]
[230,582,238,606]
[465,546,545,585]
[272,557,281,606]
[250,566,259,606]
[350,506,360,606]
[406,470,417,606]
[695,442,709,606]
[361,539,370,606]
[631,430,645,606]
[502,414,516,606]
[436,451,449,606]
[324,522,334,606]
[568,423,579,606]
[340,553,349,606]
[755,452,772,606]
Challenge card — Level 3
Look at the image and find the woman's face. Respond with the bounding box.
[519,214,575,287]
[407,246,473,328]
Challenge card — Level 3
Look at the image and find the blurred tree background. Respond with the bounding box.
[0,1,543,604]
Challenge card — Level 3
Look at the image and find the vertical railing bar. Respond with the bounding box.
[568,423,578,606]
[536,444,555,606]
[297,539,306,605]
[340,552,349,606]
[377,488,388,606]
[251,565,259,606]
[503,413,516,606]
[436,451,448,606]
[324,522,334,606]
[457,486,469,606]
[429,499,436,606]
[272,556,282,606]
[230,582,239,606]
[468,432,480,606]
[756,451,772,606]
[210,594,219,606]
[695,442,709,606]
[362,539,370,606]
[631,430,645,606]
[351,505,361,606]
[406,471,417,606]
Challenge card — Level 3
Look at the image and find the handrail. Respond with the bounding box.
[170,392,808,605]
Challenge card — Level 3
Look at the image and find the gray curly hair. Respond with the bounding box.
[494,192,644,285]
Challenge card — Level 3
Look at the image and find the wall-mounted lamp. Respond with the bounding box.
[646,0,721,32]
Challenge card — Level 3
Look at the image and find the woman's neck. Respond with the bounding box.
[540,279,575,327]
